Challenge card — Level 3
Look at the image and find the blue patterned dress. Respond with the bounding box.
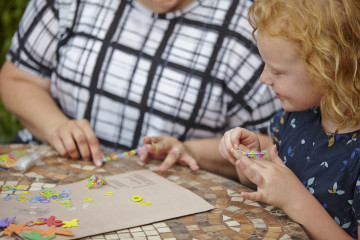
[270,107,360,238]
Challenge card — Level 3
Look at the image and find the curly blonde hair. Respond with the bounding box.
[248,0,360,130]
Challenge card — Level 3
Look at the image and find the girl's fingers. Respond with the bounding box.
[240,191,263,202]
[236,156,264,186]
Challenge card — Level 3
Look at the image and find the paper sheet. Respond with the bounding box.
[0,169,214,239]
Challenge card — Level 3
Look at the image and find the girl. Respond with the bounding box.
[219,0,360,239]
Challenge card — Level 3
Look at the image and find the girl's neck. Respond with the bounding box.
[137,0,196,13]
[321,114,360,134]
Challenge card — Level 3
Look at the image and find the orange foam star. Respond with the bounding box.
[4,223,32,236]
[33,226,75,236]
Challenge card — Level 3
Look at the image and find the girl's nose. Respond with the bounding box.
[260,66,274,86]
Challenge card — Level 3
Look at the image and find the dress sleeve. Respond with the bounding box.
[6,0,60,79]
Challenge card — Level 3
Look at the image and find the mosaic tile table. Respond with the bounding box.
[0,144,309,240]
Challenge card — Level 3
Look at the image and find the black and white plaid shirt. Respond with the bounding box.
[8,0,281,151]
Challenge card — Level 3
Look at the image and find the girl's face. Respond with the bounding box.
[257,31,322,112]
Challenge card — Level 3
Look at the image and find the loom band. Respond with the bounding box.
[59,196,71,201]
[84,198,94,203]
[41,188,56,194]
[60,200,71,204]
[35,195,48,201]
[63,203,73,208]
[140,200,151,206]
[104,192,114,196]
[29,197,40,203]
[261,150,269,157]
[5,159,16,167]
[130,195,143,202]
[40,190,55,197]
[21,191,30,194]
[16,196,29,201]
[2,186,11,191]
[61,190,72,194]
[14,185,25,189]
[33,220,46,225]
[233,150,241,159]
[153,144,158,153]
[25,221,35,227]
[40,198,51,203]
[51,194,60,201]
[3,195,11,201]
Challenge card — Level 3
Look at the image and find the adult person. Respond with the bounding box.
[0,0,280,179]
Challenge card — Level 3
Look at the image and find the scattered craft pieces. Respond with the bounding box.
[33,226,75,237]
[62,219,79,228]
[86,175,107,189]
[21,230,55,240]
[4,223,32,236]
[0,217,16,227]
[140,200,151,206]
[130,195,143,202]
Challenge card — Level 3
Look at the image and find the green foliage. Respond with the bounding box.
[0,0,29,143]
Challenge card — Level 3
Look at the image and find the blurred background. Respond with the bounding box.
[0,1,29,143]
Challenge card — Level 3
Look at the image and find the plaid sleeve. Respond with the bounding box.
[6,0,61,79]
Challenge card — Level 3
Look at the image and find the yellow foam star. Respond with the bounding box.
[62,219,79,228]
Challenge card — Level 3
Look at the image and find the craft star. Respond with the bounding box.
[44,216,64,227]
[21,230,55,240]
[4,223,32,236]
[0,217,16,227]
[33,226,75,237]
[62,219,79,228]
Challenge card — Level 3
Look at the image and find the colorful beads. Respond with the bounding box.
[103,147,145,162]
[233,150,269,158]
[86,175,106,189]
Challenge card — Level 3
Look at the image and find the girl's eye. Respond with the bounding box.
[270,69,281,75]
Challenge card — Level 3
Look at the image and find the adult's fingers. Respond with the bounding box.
[76,119,103,167]
[49,130,68,157]
[159,147,183,172]
[58,124,81,160]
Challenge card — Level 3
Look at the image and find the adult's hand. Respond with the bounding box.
[139,136,199,172]
[48,119,104,167]
[0,61,104,166]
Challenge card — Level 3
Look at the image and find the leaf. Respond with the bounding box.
[336,190,345,195]
[341,222,351,229]
[328,135,335,147]
[307,177,315,185]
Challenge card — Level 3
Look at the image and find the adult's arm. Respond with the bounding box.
[0,61,103,166]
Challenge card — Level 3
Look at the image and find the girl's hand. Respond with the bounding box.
[237,145,309,210]
[219,127,260,165]
[139,136,199,172]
